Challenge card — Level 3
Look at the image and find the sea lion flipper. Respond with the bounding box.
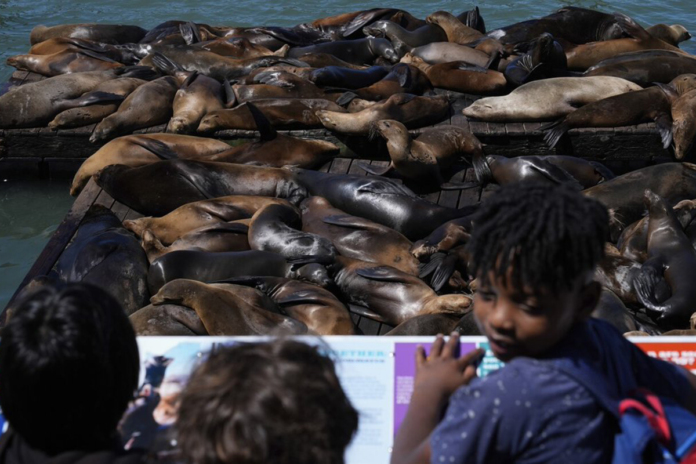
[179,22,202,45]
[347,303,386,323]
[336,91,358,107]
[394,64,412,88]
[70,91,125,107]
[223,79,236,108]
[182,71,200,88]
[613,12,651,40]
[440,182,480,190]
[246,102,277,141]
[653,112,674,149]
[528,162,584,191]
[419,252,445,279]
[358,161,393,176]
[633,263,667,318]
[542,119,569,149]
[355,266,410,283]
[484,49,500,70]
[76,49,119,64]
[152,52,184,74]
[131,137,180,160]
[430,252,458,292]
[357,179,418,198]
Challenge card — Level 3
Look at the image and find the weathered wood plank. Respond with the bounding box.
[123,208,144,221]
[357,316,382,335]
[111,201,131,222]
[92,188,115,209]
[329,157,351,174]
[438,169,465,208]
[458,168,480,207]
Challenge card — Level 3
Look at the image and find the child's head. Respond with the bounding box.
[0,282,139,452]
[176,339,358,464]
[465,182,609,361]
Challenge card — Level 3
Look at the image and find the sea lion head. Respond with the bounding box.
[197,113,221,133]
[371,38,399,64]
[671,25,692,43]
[90,118,118,143]
[670,74,696,96]
[150,279,196,306]
[362,21,388,38]
[425,11,450,27]
[293,263,332,288]
[369,119,406,142]
[643,189,668,214]
[315,110,339,131]
[168,116,191,134]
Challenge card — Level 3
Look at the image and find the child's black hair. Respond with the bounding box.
[466,182,609,294]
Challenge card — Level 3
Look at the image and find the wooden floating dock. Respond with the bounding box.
[0,70,673,179]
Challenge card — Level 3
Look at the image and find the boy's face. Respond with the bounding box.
[473,270,600,362]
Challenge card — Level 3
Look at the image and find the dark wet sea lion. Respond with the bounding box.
[410,216,473,260]
[309,65,389,89]
[316,93,449,135]
[463,76,641,122]
[237,65,316,84]
[140,20,217,44]
[344,63,432,102]
[91,76,179,143]
[198,98,345,132]
[7,49,123,76]
[595,252,643,307]
[231,71,331,102]
[401,43,491,67]
[472,155,614,191]
[0,66,156,128]
[30,23,147,45]
[150,280,307,335]
[142,222,250,262]
[583,163,696,242]
[425,11,484,45]
[71,134,231,195]
[130,303,208,336]
[53,205,149,315]
[646,24,692,47]
[124,195,292,244]
[363,20,448,54]
[95,159,307,216]
[504,33,567,87]
[672,89,696,160]
[48,77,146,131]
[292,168,477,240]
[248,203,336,261]
[584,50,696,86]
[169,71,228,134]
[592,288,638,334]
[330,256,472,326]
[295,53,369,70]
[633,190,696,329]
[147,249,331,293]
[219,276,355,335]
[288,38,398,65]
[301,196,419,275]
[407,56,506,94]
[365,120,483,185]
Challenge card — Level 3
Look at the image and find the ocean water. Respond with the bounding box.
[1,0,695,310]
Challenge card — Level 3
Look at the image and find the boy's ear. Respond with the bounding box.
[576,280,602,322]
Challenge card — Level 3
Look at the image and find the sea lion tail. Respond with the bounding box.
[471,151,492,186]
[431,253,458,292]
[419,252,445,278]
[653,113,674,149]
[542,119,568,149]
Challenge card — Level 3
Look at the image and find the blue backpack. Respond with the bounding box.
[555,358,696,463]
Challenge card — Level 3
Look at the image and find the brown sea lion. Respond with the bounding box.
[646,24,692,47]
[91,76,179,143]
[130,303,208,336]
[410,217,473,260]
[341,63,432,102]
[472,154,615,190]
[237,65,316,84]
[425,11,484,45]
[295,52,369,70]
[583,163,696,242]
[148,250,331,293]
[0,66,156,129]
[30,23,147,45]
[219,276,355,335]
[672,89,696,160]
[584,50,696,86]
[198,99,346,132]
[141,222,250,262]
[363,20,448,57]
[48,77,146,132]
[300,196,419,275]
[565,14,687,70]
[96,160,307,216]
[363,120,483,185]
[407,56,506,94]
[195,37,286,58]
[633,190,696,329]
[71,133,231,195]
[330,256,472,326]
[168,71,231,134]
[463,76,641,122]
[28,37,127,57]
[150,279,307,335]
[124,195,292,244]
[231,71,331,102]
[401,43,491,67]
[7,49,123,76]
[316,93,449,135]
[248,203,336,262]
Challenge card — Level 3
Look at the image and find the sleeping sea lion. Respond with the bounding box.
[129,303,208,336]
[584,50,696,86]
[406,56,506,94]
[309,65,389,89]
[342,63,432,102]
[362,20,448,55]
[168,71,231,134]
[410,217,473,260]
[231,71,332,103]
[400,43,491,67]
[30,23,147,45]
[7,49,123,76]
[287,38,398,65]
[194,37,286,58]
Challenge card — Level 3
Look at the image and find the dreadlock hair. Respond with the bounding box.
[465,181,609,295]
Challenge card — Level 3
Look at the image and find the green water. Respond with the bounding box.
[1,0,695,310]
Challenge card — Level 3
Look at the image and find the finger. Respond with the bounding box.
[462,364,478,385]
[457,348,485,370]
[416,345,426,368]
[429,333,445,359]
[441,331,460,358]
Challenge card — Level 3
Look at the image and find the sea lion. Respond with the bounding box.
[584,50,696,86]
[316,93,449,135]
[195,37,285,58]
[124,195,292,244]
[150,280,307,335]
[218,276,355,335]
[141,222,250,262]
[363,120,483,185]
[287,38,398,65]
[503,33,567,87]
[237,65,316,84]
[231,71,332,102]
[406,56,506,94]
[565,14,687,71]
[339,63,432,102]
[248,203,336,261]
[295,52,369,70]
[463,76,642,122]
[53,205,149,316]
[198,98,346,132]
[7,49,123,77]
[168,71,230,134]
[147,250,331,293]
[48,77,146,132]
[595,252,643,308]
[410,216,473,260]
[592,288,638,333]
[30,23,147,45]
[633,190,696,329]
[362,20,448,55]
[472,154,614,190]
[401,43,491,67]
[0,66,156,128]
[95,160,307,216]
[71,134,231,195]
[309,65,389,89]
[425,11,484,45]
[646,24,692,47]
[330,256,472,326]
[28,38,137,62]
[583,163,696,241]
[672,89,696,160]
[129,303,208,336]
[91,76,179,143]
[301,196,419,275]
[292,168,477,240]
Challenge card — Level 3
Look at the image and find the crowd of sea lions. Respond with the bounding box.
[6,6,696,336]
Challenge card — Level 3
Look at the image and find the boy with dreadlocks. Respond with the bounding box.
[392,182,696,464]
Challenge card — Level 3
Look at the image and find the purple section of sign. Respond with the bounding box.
[393,342,477,437]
